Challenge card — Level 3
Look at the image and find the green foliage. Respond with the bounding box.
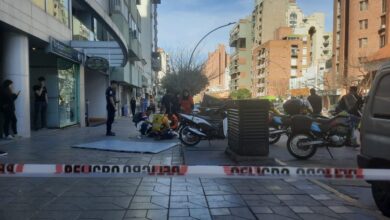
[230,88,252,100]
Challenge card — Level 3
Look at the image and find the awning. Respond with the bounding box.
[70,41,124,67]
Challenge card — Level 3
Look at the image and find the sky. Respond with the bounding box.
[158,0,333,59]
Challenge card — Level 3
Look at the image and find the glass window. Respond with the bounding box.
[359,38,368,48]
[383,0,387,13]
[359,19,368,29]
[372,75,390,119]
[380,35,386,48]
[32,0,46,10]
[360,0,368,11]
[46,0,69,27]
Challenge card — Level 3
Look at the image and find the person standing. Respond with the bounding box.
[2,80,20,140]
[33,77,48,130]
[0,86,4,139]
[180,90,194,114]
[307,88,322,115]
[161,90,174,114]
[130,96,137,117]
[336,86,363,116]
[106,80,118,136]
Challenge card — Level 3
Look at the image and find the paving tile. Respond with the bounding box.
[310,194,332,201]
[0,197,54,211]
[289,206,314,214]
[250,206,273,214]
[255,214,297,220]
[169,208,190,217]
[242,195,283,207]
[125,210,147,218]
[146,209,168,220]
[76,211,125,220]
[0,211,37,220]
[277,195,295,201]
[210,208,231,216]
[62,186,137,197]
[129,196,169,209]
[207,195,246,208]
[189,208,212,220]
[229,207,257,219]
[170,195,208,209]
[299,214,340,220]
[282,195,321,206]
[270,206,301,220]
[328,206,354,214]
[43,197,132,211]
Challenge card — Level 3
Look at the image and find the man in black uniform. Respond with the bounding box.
[33,77,48,130]
[307,88,322,115]
[106,80,118,136]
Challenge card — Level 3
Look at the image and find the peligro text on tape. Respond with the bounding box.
[1,164,390,180]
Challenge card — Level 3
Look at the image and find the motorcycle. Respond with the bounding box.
[268,112,329,145]
[268,112,292,144]
[179,109,227,147]
[286,111,360,160]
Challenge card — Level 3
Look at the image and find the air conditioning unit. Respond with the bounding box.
[381,24,386,29]
[109,0,121,15]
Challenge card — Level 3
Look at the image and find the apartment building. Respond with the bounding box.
[0,0,160,137]
[252,27,311,97]
[229,17,253,91]
[203,44,230,93]
[333,0,390,91]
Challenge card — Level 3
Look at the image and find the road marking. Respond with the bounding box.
[275,158,288,166]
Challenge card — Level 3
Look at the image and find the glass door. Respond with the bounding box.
[58,58,79,127]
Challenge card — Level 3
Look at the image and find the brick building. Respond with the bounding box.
[203,44,230,92]
[333,0,390,91]
[252,27,311,97]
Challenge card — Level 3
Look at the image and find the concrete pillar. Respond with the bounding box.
[79,65,86,127]
[1,32,31,137]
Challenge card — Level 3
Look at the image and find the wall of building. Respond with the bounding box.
[85,71,108,119]
[203,44,230,92]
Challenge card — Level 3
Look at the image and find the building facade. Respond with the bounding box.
[253,27,311,98]
[203,44,230,93]
[229,17,253,91]
[333,0,390,91]
[0,0,160,137]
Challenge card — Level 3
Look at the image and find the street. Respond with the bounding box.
[0,118,386,220]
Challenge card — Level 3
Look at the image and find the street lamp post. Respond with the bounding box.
[188,22,236,67]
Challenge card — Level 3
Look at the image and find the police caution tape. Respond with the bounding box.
[0,164,390,180]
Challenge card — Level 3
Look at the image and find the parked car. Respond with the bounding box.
[358,63,390,217]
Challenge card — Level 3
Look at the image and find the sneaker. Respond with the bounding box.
[106,132,116,136]
[0,151,8,157]
[12,135,22,139]
[5,135,13,140]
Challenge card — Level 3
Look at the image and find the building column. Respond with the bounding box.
[79,65,86,127]
[1,32,31,137]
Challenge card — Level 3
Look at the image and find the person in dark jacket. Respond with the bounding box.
[106,80,118,136]
[161,90,174,114]
[180,90,194,114]
[336,86,363,116]
[307,88,322,115]
[130,96,137,117]
[2,80,20,140]
[33,77,48,130]
[0,87,6,156]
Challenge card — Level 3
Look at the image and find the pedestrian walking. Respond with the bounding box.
[307,88,322,115]
[180,89,194,114]
[32,77,48,130]
[130,96,137,117]
[2,80,20,140]
[106,80,118,136]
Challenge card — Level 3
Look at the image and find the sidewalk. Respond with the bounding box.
[0,118,386,219]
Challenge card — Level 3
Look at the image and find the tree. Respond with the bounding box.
[230,88,252,100]
[161,49,209,95]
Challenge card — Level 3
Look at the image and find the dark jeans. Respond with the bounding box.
[4,110,17,136]
[0,111,4,138]
[34,102,47,129]
[131,106,136,116]
[106,107,115,134]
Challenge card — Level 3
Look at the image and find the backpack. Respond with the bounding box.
[283,99,303,116]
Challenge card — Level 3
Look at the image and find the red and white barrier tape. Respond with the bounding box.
[0,164,389,180]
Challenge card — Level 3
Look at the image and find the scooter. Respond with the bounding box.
[179,110,227,147]
[286,111,360,160]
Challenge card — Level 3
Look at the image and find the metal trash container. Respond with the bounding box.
[227,99,270,157]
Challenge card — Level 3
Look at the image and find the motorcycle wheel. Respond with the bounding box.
[179,126,201,147]
[287,134,317,160]
[269,125,281,145]
[372,181,390,217]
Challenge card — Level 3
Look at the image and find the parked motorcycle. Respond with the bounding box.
[286,111,360,160]
[269,112,329,145]
[179,110,227,147]
[268,112,292,144]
